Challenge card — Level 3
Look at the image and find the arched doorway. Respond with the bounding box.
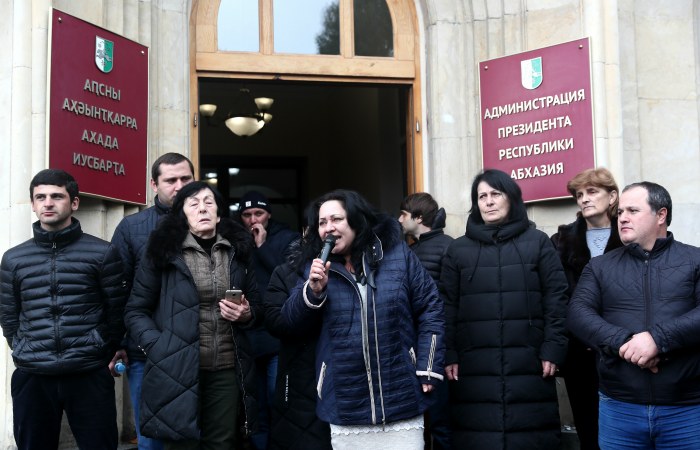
[190,0,422,223]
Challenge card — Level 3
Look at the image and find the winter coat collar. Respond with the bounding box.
[624,232,674,259]
[32,217,82,248]
[417,228,446,242]
[466,214,530,244]
[153,195,170,215]
[555,215,623,275]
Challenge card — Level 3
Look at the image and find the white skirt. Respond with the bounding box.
[329,415,424,450]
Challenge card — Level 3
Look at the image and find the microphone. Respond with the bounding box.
[319,235,337,264]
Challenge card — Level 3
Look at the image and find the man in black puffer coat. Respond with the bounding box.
[568,182,700,448]
[0,169,126,450]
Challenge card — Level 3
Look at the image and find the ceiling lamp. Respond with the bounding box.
[225,88,274,137]
[199,104,217,117]
[198,89,274,137]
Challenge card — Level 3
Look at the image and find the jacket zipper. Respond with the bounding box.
[51,242,62,354]
[226,249,249,435]
[330,266,379,425]
[230,323,250,436]
[643,256,654,404]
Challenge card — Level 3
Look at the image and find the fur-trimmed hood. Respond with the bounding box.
[146,216,254,268]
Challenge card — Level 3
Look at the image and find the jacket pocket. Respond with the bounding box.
[90,328,106,347]
[317,361,327,399]
[11,336,27,357]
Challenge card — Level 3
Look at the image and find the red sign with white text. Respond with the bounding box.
[48,9,149,204]
[479,38,595,202]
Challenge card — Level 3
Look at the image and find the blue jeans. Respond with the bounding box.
[251,355,278,450]
[128,360,164,450]
[599,392,700,449]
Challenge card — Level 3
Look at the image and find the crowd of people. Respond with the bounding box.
[2,156,700,450]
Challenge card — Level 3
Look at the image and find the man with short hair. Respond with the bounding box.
[239,190,299,450]
[568,181,700,449]
[0,169,126,449]
[110,152,194,450]
[399,192,453,450]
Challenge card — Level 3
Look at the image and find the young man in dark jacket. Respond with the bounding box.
[399,192,453,450]
[110,152,194,450]
[0,169,126,449]
[568,181,700,448]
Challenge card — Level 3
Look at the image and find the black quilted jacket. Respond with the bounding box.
[124,218,261,441]
[441,215,568,450]
[264,261,331,450]
[568,233,700,405]
[410,228,453,283]
[0,218,126,375]
[111,196,170,362]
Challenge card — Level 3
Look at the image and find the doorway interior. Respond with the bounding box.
[198,78,410,232]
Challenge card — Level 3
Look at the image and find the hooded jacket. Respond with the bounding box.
[568,233,700,405]
[441,214,568,450]
[124,218,260,441]
[0,219,126,375]
[281,217,445,426]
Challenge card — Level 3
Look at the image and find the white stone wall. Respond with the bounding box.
[421,0,700,245]
[0,1,192,447]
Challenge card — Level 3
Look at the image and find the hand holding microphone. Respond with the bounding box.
[310,235,336,295]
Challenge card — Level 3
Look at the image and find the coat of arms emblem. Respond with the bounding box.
[95,36,114,73]
[521,56,542,90]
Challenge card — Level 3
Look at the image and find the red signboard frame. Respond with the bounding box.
[479,38,595,202]
[47,9,149,205]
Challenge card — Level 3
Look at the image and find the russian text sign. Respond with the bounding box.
[479,38,595,202]
[48,9,149,204]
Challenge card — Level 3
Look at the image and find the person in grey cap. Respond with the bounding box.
[239,190,300,450]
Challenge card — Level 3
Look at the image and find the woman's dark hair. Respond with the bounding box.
[301,189,386,265]
[147,181,252,264]
[171,181,228,222]
[468,169,526,224]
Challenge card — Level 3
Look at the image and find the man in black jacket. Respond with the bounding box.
[568,181,700,449]
[239,190,300,450]
[0,169,126,449]
[399,192,453,450]
[110,152,193,450]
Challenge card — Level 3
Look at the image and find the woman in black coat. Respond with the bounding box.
[441,169,568,450]
[125,181,260,449]
[264,254,332,450]
[551,167,622,450]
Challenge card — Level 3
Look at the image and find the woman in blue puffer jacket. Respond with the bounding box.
[281,189,445,450]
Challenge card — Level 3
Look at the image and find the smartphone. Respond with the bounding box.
[225,289,243,305]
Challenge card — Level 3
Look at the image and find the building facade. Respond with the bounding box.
[2,0,700,446]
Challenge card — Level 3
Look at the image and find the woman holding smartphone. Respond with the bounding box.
[125,181,260,449]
